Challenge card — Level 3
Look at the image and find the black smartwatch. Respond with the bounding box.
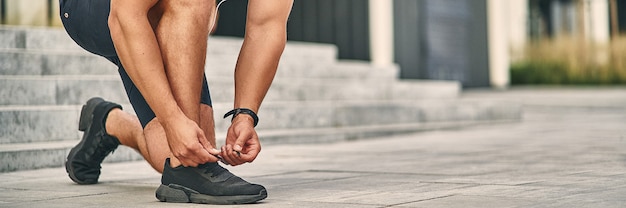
[223,108,259,127]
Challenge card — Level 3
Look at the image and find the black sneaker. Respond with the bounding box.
[65,97,122,184]
[156,158,267,204]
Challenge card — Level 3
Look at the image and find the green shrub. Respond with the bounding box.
[511,36,626,85]
[511,61,568,84]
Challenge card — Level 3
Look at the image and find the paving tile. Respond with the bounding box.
[399,195,534,208]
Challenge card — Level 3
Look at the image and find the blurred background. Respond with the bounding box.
[1,0,624,88]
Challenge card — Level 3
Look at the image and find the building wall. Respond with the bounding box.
[509,0,529,61]
[287,0,370,60]
[394,0,490,87]
[393,0,423,79]
[214,0,371,61]
[585,0,610,43]
[529,0,612,42]
[218,0,490,87]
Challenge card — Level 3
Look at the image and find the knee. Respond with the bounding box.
[107,4,141,38]
[163,0,215,17]
[107,12,121,38]
[107,0,158,35]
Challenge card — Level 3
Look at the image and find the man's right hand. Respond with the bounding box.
[161,115,221,167]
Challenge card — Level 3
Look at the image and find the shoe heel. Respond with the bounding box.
[78,104,90,131]
[78,97,104,131]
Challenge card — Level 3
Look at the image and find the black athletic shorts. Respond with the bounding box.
[59,0,213,127]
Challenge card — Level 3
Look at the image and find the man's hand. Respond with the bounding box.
[221,115,261,166]
[162,115,221,167]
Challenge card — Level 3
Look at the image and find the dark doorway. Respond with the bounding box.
[393,0,490,87]
[213,0,370,61]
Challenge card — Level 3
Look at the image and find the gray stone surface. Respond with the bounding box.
[0,28,26,49]
[1,88,625,207]
[0,105,80,144]
[0,75,459,105]
[0,26,337,64]
[0,49,116,75]
[0,26,83,51]
[0,27,335,68]
[0,49,389,78]
[0,75,126,105]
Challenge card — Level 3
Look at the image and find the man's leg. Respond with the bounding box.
[141,0,217,169]
[108,0,217,167]
[150,0,213,125]
[87,0,217,173]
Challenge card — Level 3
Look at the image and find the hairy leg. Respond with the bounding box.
[105,109,148,158]
[152,0,215,124]
[152,0,217,167]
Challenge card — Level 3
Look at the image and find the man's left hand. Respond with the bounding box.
[221,115,261,166]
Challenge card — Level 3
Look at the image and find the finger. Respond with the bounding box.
[221,144,243,166]
[225,132,237,148]
[209,148,226,164]
[198,136,212,151]
[239,147,260,162]
[227,148,246,165]
[196,128,213,150]
[221,144,237,165]
[190,144,218,163]
[177,155,198,167]
[239,134,260,162]
[173,150,197,167]
[233,132,251,152]
[182,154,205,167]
[208,147,221,156]
[220,145,234,165]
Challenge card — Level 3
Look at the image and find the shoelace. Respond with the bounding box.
[201,163,228,177]
[91,131,117,165]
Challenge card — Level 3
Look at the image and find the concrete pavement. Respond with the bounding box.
[1,87,626,207]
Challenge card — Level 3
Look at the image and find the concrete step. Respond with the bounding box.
[0,110,520,172]
[0,75,459,105]
[0,26,338,64]
[0,48,389,79]
[0,141,143,172]
[209,36,338,65]
[0,48,116,76]
[0,75,128,106]
[0,99,521,144]
[0,26,84,51]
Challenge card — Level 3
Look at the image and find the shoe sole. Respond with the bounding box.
[156,184,267,205]
[65,97,105,185]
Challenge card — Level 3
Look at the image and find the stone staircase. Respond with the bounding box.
[0,25,521,172]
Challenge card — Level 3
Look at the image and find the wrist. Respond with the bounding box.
[224,108,259,127]
[232,114,255,126]
[159,109,187,127]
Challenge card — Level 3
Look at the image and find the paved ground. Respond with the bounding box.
[1,87,626,207]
